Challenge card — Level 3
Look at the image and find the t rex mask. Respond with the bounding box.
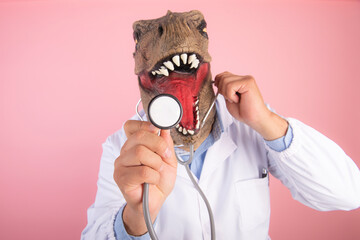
[133,10,216,148]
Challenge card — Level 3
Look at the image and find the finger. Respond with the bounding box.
[214,71,232,86]
[118,145,164,171]
[121,130,170,160]
[223,79,250,103]
[214,71,242,86]
[118,165,161,186]
[214,71,233,80]
[124,120,159,138]
[217,75,244,103]
[215,73,238,94]
[160,129,177,167]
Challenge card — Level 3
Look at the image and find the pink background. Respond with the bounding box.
[0,0,359,239]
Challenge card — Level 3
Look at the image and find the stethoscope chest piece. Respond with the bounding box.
[148,94,183,129]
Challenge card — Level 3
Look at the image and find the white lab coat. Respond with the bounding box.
[81,96,360,240]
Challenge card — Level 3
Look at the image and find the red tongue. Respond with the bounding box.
[163,77,197,129]
[140,63,209,130]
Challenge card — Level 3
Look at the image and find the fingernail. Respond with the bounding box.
[164,148,172,159]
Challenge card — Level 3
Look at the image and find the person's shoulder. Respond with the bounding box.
[104,112,145,150]
[104,129,125,149]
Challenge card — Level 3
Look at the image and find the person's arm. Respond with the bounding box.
[265,118,360,210]
[81,131,127,239]
[113,204,151,240]
[265,124,293,152]
[81,116,177,239]
[215,71,360,210]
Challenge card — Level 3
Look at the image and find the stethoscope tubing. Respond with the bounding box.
[137,90,218,240]
[143,144,216,240]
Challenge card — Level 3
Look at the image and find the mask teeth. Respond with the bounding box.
[151,53,200,77]
[195,98,200,130]
[175,125,196,136]
[175,96,200,136]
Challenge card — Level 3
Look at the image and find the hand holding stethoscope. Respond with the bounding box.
[113,116,178,238]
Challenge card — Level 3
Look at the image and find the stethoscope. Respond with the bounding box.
[136,91,218,240]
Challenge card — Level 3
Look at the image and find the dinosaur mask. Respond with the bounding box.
[133,10,216,147]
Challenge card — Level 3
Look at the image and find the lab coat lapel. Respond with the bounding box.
[176,162,189,179]
[199,95,237,181]
[199,130,237,182]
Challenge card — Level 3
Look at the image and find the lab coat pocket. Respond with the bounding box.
[234,177,270,231]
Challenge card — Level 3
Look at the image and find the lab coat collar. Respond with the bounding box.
[176,128,237,180]
[215,95,234,133]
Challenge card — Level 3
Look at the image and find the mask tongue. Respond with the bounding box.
[168,86,196,130]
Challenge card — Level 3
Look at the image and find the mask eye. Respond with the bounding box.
[197,20,208,39]
[133,30,141,50]
[133,31,141,43]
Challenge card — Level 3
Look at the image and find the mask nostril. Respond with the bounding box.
[158,25,164,37]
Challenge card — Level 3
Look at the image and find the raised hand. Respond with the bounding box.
[214,71,288,140]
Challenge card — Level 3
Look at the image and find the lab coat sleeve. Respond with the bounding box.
[81,130,127,240]
[266,118,360,211]
[265,124,293,152]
